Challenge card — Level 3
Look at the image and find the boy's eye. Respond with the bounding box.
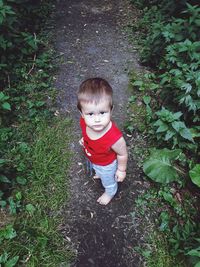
[100,111,105,115]
[88,113,93,116]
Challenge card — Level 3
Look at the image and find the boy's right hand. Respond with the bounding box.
[115,169,126,182]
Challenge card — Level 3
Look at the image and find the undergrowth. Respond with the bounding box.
[145,233,185,267]
[127,1,200,266]
[0,1,74,266]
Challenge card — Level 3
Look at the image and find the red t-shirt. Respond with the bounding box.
[80,117,123,166]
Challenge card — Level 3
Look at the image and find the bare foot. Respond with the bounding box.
[97,192,113,205]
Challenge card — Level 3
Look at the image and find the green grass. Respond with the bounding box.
[145,232,185,267]
[27,118,72,209]
[4,117,74,266]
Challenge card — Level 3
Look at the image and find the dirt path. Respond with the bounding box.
[53,0,145,266]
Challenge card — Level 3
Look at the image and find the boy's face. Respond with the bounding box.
[80,99,112,132]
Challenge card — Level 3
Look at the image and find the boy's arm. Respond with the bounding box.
[111,137,128,182]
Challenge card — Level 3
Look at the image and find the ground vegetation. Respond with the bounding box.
[0,1,73,265]
[127,1,200,266]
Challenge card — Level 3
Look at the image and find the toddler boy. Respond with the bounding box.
[77,78,128,205]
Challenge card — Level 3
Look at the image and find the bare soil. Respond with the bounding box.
[53,0,147,266]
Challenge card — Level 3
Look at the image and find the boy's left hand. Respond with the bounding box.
[79,137,84,146]
[115,169,126,182]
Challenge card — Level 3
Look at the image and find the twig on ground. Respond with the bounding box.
[27,33,37,76]
[7,73,11,88]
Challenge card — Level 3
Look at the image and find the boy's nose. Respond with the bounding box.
[94,114,100,122]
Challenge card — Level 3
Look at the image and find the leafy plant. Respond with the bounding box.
[0,252,19,267]
[143,148,185,183]
[131,73,160,92]
[186,239,200,267]
[0,225,17,244]
[160,39,200,122]
[0,92,11,111]
[8,192,22,214]
[25,203,36,214]
[153,107,194,148]
[189,164,200,187]
[132,1,200,266]
[143,95,153,123]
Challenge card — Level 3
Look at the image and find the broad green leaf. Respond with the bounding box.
[143,96,151,105]
[162,192,176,206]
[0,92,9,101]
[0,159,6,165]
[164,130,175,140]
[141,249,151,257]
[156,122,168,133]
[190,127,200,138]
[143,149,181,183]
[26,204,36,214]
[179,128,194,142]
[186,249,200,257]
[149,83,159,90]
[0,200,7,208]
[5,256,19,267]
[8,197,17,215]
[148,148,182,160]
[189,164,200,187]
[128,95,137,103]
[35,101,45,107]
[172,121,194,141]
[181,83,192,93]
[172,121,185,132]
[173,111,182,120]
[154,119,162,127]
[16,176,27,185]
[187,248,200,257]
[194,261,200,267]
[0,92,4,100]
[0,252,8,263]
[0,175,10,183]
[0,225,17,240]
[159,211,169,231]
[15,192,22,201]
[132,80,143,87]
[2,102,11,111]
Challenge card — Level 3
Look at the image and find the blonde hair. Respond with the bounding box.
[77,78,113,111]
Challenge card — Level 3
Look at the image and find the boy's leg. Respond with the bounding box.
[93,160,118,205]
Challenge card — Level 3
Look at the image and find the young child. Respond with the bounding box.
[77,78,128,205]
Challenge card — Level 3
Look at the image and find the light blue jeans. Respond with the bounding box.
[87,159,118,197]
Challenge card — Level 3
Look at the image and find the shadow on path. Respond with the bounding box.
[54,0,145,266]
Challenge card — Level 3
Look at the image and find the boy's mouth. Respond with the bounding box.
[93,125,103,129]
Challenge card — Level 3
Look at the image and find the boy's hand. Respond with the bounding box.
[115,169,126,182]
[79,137,84,146]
